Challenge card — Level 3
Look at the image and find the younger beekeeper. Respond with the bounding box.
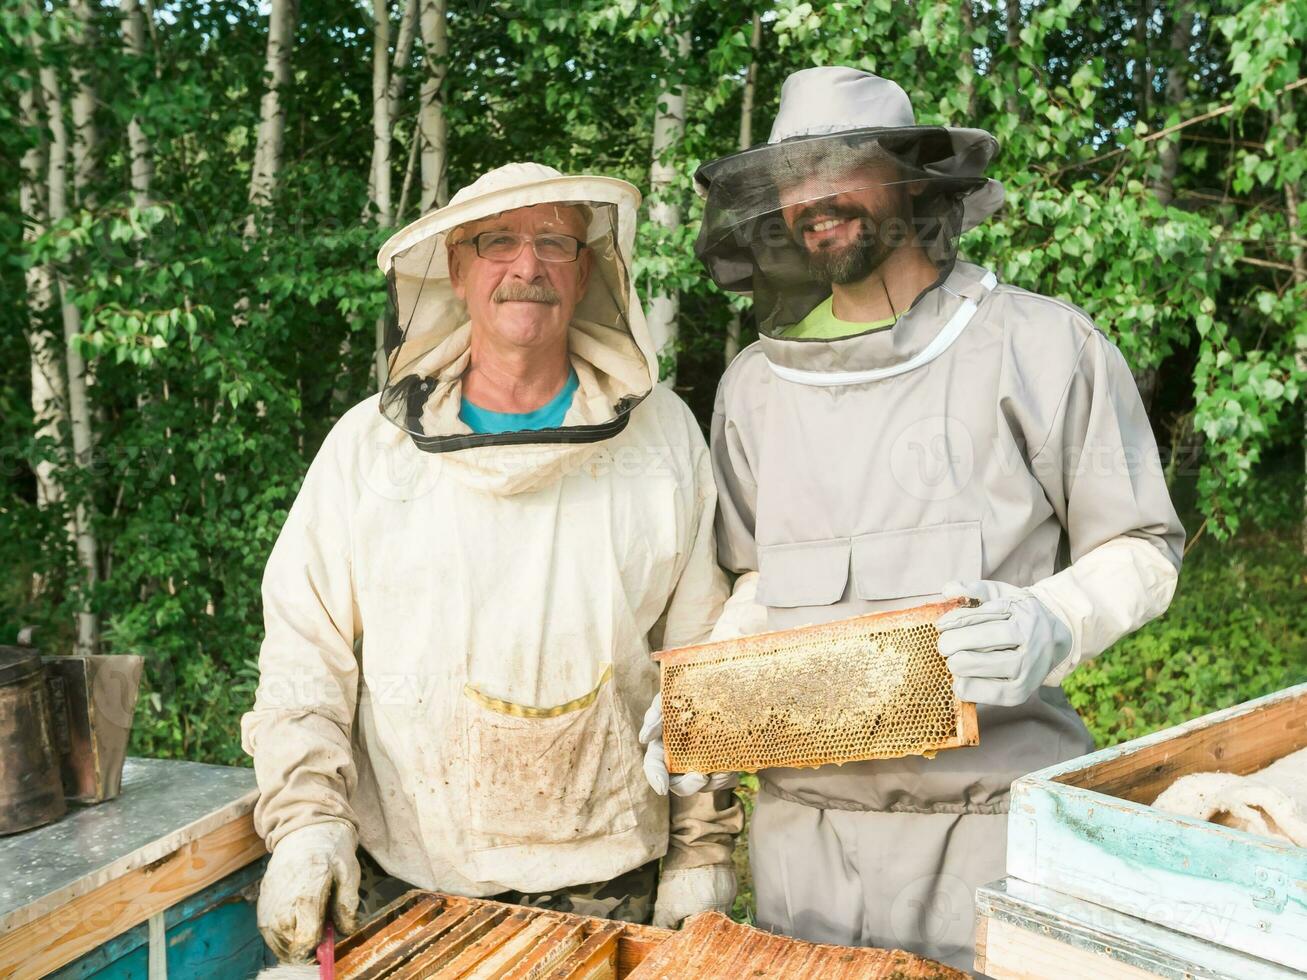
[644,68,1185,970]
[243,164,741,964]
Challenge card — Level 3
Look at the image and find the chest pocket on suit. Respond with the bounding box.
[755,521,982,608]
[755,538,851,607]
[851,520,981,600]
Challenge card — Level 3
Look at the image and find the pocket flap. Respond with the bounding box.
[756,538,851,608]
[851,521,981,601]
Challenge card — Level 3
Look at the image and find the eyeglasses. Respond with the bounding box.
[458,231,586,263]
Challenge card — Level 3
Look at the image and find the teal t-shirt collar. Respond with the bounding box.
[459,369,579,434]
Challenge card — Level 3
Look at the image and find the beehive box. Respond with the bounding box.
[334,892,967,979]
[655,599,979,774]
[1004,682,1307,973]
[332,892,669,979]
[974,877,1299,980]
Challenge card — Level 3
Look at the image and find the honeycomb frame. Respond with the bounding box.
[655,599,981,774]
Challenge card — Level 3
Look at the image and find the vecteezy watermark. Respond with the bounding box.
[888,415,975,502]
[889,870,974,961]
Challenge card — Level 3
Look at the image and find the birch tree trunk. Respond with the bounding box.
[1134,0,1153,127]
[417,0,448,213]
[364,0,418,218]
[245,0,297,237]
[1153,3,1192,207]
[396,118,421,224]
[724,14,760,368]
[959,1,976,119]
[1131,1,1192,413]
[21,72,66,517]
[40,50,101,655]
[647,28,692,385]
[70,0,99,207]
[370,0,393,227]
[122,0,154,208]
[364,0,418,388]
[1004,0,1020,118]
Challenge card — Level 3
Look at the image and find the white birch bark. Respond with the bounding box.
[724,14,760,367]
[1004,0,1020,118]
[122,0,155,207]
[396,121,421,224]
[21,71,66,517]
[388,0,419,124]
[370,0,393,226]
[40,51,101,655]
[363,0,418,218]
[1134,2,1192,412]
[959,1,976,119]
[70,0,99,207]
[1153,3,1192,207]
[417,0,448,213]
[245,0,297,237]
[647,28,691,385]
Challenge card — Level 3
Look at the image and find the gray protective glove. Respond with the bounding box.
[936,580,1073,707]
[640,692,736,797]
[257,821,360,963]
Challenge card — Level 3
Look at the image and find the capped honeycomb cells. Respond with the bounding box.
[656,599,980,774]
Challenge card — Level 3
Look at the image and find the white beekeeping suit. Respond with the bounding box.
[692,68,1184,971]
[242,163,740,962]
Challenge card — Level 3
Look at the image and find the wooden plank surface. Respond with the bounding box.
[0,810,264,979]
[975,878,1303,980]
[1052,684,1307,803]
[48,859,266,979]
[979,916,1165,980]
[626,911,966,978]
[0,758,258,934]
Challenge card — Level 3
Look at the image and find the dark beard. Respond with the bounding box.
[806,232,889,285]
[795,200,908,285]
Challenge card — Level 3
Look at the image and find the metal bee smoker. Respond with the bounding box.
[0,645,66,835]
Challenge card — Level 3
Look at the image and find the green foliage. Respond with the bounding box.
[1,0,1304,771]
[1065,467,1307,746]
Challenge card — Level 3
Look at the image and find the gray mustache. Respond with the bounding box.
[493,282,561,305]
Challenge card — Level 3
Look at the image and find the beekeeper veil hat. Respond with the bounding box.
[376,163,655,454]
[694,67,1004,337]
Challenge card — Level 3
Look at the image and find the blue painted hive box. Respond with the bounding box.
[1005,682,1307,973]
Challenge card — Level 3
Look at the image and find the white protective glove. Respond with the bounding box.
[651,865,738,929]
[640,692,736,797]
[936,580,1073,707]
[257,821,361,963]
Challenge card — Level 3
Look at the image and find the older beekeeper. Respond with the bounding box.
[645,68,1185,970]
[242,163,741,964]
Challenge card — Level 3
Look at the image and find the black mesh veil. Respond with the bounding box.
[694,127,999,336]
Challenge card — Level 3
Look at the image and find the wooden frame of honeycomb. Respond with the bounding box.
[654,599,981,774]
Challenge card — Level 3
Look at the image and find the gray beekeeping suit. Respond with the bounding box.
[695,68,1184,972]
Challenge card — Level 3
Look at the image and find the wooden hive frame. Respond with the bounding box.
[654,598,980,774]
[334,894,967,979]
[333,891,671,979]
